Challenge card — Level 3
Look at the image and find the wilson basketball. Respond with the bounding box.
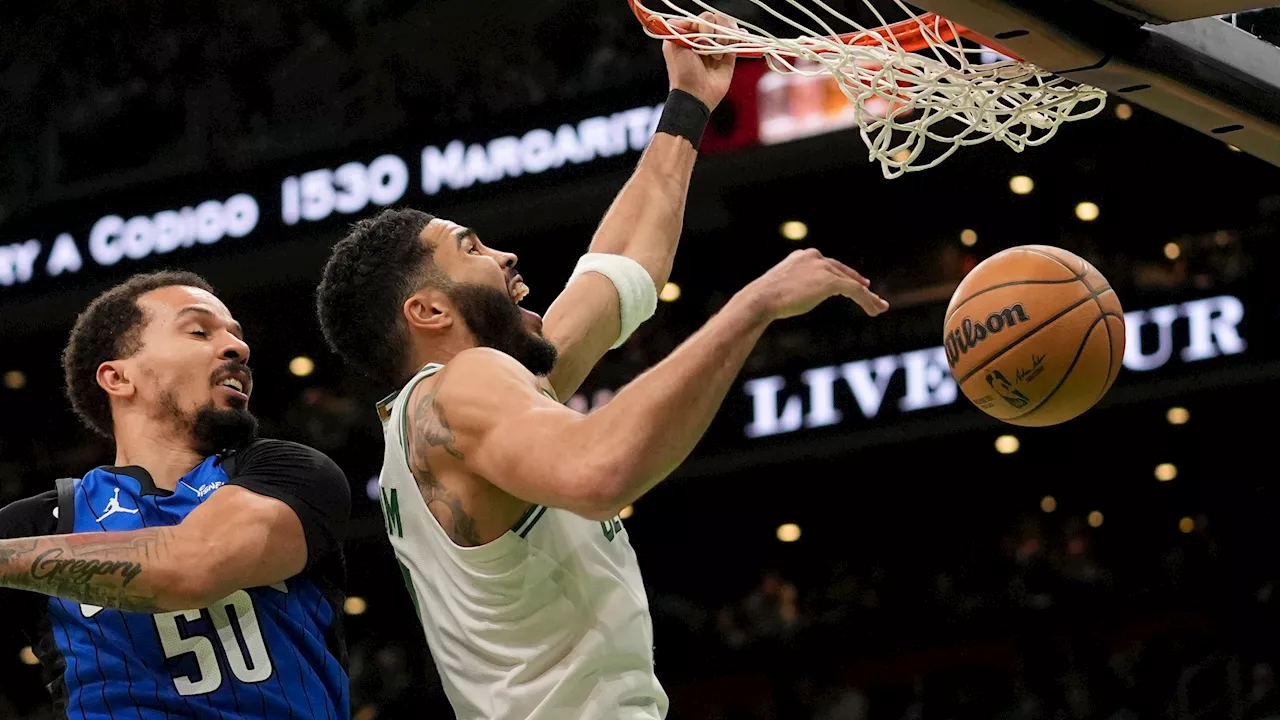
[943,245,1126,427]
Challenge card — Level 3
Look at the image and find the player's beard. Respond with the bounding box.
[448,282,558,377]
[158,389,260,457]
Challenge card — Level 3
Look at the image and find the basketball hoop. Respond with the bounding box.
[629,0,1108,178]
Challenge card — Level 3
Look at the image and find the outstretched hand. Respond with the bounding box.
[747,248,890,321]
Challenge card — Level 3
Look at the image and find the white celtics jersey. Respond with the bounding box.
[375,363,668,720]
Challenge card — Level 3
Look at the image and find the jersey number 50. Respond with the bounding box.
[154,590,274,696]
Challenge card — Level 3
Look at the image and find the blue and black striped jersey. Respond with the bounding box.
[0,439,352,720]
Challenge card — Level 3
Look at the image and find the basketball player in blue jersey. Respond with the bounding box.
[0,271,352,719]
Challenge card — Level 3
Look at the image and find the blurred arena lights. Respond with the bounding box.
[780,221,808,241]
[1166,407,1190,425]
[995,435,1020,454]
[289,356,315,377]
[1164,242,1182,260]
[776,523,801,542]
[1115,103,1134,119]
[619,505,634,519]
[18,647,37,666]
[960,229,978,246]
[1155,463,1178,482]
[1041,496,1057,513]
[1088,511,1104,528]
[3,370,25,390]
[659,283,681,303]
[1179,516,1195,533]
[1009,175,1034,195]
[344,597,368,616]
[1075,202,1100,221]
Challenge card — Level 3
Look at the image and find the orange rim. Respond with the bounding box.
[627,0,1022,62]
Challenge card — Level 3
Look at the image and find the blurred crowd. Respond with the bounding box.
[0,0,660,216]
[5,0,1279,219]
[4,501,1278,720]
[334,504,1280,720]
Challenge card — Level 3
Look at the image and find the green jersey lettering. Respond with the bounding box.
[600,515,623,542]
[381,487,403,538]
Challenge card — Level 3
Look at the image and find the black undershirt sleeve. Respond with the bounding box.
[0,490,60,640]
[222,440,351,571]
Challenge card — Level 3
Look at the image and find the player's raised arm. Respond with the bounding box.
[541,13,737,400]
[437,249,888,521]
[0,441,349,613]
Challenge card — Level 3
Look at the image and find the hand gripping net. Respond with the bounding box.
[629,0,1108,178]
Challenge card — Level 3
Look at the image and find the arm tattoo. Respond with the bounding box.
[0,531,173,613]
[410,383,483,546]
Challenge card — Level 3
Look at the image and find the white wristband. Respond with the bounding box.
[566,253,658,349]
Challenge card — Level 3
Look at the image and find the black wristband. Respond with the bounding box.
[656,89,712,151]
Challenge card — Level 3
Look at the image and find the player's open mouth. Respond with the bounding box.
[216,384,249,406]
[213,370,252,400]
[509,274,529,305]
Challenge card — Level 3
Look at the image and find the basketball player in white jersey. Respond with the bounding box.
[316,15,889,719]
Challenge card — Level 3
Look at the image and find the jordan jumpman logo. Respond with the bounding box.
[96,488,140,523]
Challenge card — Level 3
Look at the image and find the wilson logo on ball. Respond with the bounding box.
[944,303,1030,369]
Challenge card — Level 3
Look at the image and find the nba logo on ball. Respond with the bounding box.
[942,245,1126,427]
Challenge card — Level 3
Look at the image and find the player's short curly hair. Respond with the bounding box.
[62,271,216,438]
[316,208,453,388]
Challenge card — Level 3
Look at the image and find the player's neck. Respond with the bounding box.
[112,429,203,492]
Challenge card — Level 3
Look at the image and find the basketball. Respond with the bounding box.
[942,245,1126,427]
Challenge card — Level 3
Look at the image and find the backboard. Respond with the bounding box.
[906,0,1280,168]
[630,0,1280,174]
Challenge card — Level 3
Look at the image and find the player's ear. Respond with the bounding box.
[404,288,453,334]
[97,360,136,400]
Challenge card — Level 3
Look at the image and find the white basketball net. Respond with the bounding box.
[633,0,1108,178]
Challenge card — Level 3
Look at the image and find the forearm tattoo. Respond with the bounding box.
[0,530,175,613]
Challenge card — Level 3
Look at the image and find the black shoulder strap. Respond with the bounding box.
[54,477,77,534]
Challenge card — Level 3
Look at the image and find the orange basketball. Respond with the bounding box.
[942,245,1126,427]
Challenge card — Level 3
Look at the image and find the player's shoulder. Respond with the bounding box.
[438,347,538,396]
[223,436,328,458]
[406,350,547,428]
[219,438,347,485]
[0,489,59,538]
[423,349,542,415]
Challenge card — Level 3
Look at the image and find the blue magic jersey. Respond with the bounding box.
[0,439,352,720]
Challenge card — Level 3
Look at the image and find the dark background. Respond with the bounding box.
[3,2,1280,719]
